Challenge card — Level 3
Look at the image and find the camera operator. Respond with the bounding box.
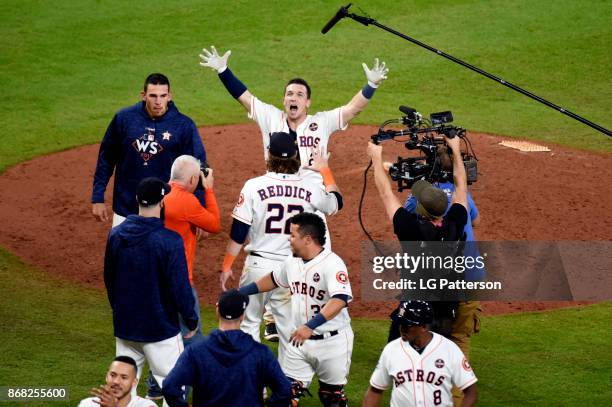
[367,135,469,328]
[367,131,468,247]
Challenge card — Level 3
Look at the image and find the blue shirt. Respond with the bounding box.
[92,101,206,217]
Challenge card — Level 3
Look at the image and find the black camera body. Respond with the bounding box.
[372,106,478,192]
[201,162,210,177]
[197,161,210,190]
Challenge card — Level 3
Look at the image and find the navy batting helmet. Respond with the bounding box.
[392,300,433,326]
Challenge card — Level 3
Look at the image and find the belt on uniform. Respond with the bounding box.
[249,252,283,261]
[310,330,339,340]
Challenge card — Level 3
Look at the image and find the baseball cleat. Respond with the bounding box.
[264,322,279,342]
[145,390,164,401]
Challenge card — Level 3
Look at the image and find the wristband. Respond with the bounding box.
[222,253,236,273]
[319,167,336,187]
[305,313,327,330]
[218,67,248,99]
[361,83,377,99]
[239,282,259,296]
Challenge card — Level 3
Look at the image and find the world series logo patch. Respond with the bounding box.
[309,122,318,131]
[132,127,164,165]
[435,359,445,368]
[313,273,320,282]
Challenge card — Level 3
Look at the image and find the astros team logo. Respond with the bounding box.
[309,122,318,131]
[313,273,320,282]
[435,359,445,368]
[162,131,172,140]
[236,193,245,207]
[336,271,348,284]
[132,127,164,165]
[462,357,472,371]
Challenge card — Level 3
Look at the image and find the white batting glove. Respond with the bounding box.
[199,46,231,73]
[362,58,389,88]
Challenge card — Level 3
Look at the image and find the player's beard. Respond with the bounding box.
[111,384,131,401]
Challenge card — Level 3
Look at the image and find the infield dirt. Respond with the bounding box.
[1,124,608,317]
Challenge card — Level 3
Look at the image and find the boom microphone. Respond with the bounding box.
[325,6,611,136]
[321,3,351,34]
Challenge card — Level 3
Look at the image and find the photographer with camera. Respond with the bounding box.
[165,155,221,344]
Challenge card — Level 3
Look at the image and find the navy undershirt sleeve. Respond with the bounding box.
[330,191,343,211]
[218,68,248,99]
[332,293,350,305]
[230,218,250,244]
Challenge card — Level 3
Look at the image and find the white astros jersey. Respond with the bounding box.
[273,249,352,334]
[369,332,477,407]
[248,96,347,167]
[232,172,338,260]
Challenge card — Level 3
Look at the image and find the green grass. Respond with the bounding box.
[1,248,610,406]
[0,2,610,405]
[0,0,610,173]
[470,306,612,406]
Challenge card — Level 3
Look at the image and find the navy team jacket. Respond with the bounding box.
[104,215,198,342]
[92,101,206,217]
[162,329,291,407]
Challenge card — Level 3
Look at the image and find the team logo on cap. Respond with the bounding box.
[313,273,320,282]
[309,123,318,131]
[435,359,445,368]
[336,271,348,284]
[462,357,472,371]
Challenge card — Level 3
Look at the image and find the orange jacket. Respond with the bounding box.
[164,182,221,283]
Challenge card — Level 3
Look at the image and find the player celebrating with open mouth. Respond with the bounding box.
[198,45,388,170]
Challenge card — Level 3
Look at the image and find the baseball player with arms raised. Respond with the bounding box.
[221,132,343,363]
[200,46,385,337]
[363,301,478,407]
[239,212,353,407]
[199,45,388,171]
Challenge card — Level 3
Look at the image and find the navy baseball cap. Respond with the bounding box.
[136,177,171,206]
[218,289,249,320]
[411,180,448,218]
[269,132,297,158]
[392,300,434,326]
